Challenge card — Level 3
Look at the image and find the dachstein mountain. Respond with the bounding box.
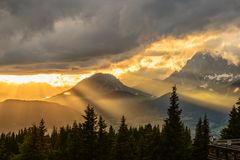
[166,52,240,95]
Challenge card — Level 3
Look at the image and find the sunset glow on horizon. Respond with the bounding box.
[0,28,239,88]
[0,74,89,87]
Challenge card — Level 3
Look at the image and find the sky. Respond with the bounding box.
[0,0,240,87]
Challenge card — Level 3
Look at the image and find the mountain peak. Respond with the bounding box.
[191,52,216,59]
[166,52,240,94]
[181,52,239,75]
[87,73,120,83]
[62,73,153,99]
[75,73,123,91]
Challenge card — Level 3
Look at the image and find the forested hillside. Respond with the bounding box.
[0,86,239,160]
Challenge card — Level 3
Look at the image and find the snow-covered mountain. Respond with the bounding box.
[166,52,240,94]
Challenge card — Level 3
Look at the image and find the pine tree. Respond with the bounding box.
[57,127,69,159]
[115,116,133,160]
[48,127,63,160]
[183,126,192,160]
[38,119,49,159]
[96,116,108,160]
[202,115,210,158]
[11,120,49,160]
[221,97,240,139]
[192,118,203,160]
[82,105,98,160]
[192,115,210,160]
[66,121,83,160]
[160,86,189,160]
[137,124,161,160]
[0,143,11,160]
[107,126,116,160]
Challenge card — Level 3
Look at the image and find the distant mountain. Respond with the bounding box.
[74,73,152,98]
[0,73,229,134]
[0,100,82,132]
[166,52,240,94]
[48,73,154,124]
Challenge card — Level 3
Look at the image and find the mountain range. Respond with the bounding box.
[47,70,230,133]
[0,52,238,134]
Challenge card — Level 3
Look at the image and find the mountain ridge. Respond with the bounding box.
[0,99,82,132]
[47,73,229,134]
[165,52,240,94]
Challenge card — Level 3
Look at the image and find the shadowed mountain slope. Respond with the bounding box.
[48,73,229,133]
[0,100,82,132]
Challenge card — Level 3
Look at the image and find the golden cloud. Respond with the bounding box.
[0,28,240,88]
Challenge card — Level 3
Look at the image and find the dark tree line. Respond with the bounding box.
[0,86,211,160]
[192,115,209,160]
[221,97,240,139]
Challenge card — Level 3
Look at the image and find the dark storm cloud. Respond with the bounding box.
[0,0,240,70]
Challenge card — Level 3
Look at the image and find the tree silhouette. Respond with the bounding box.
[12,121,48,160]
[221,97,240,139]
[160,86,191,160]
[115,116,133,160]
[82,105,98,160]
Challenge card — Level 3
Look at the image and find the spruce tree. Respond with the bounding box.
[192,115,210,160]
[82,105,98,160]
[66,121,83,160]
[38,119,49,159]
[115,116,133,160]
[183,126,192,160]
[221,97,240,139]
[137,124,161,160]
[160,86,189,160]
[202,115,210,158]
[107,126,116,160]
[48,127,63,160]
[57,127,69,159]
[96,116,108,160]
[0,143,11,160]
[12,124,48,160]
[192,118,203,160]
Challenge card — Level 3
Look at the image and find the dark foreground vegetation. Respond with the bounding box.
[0,86,239,160]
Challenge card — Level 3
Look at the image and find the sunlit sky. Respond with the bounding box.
[0,28,239,88]
[0,74,89,87]
[0,0,240,100]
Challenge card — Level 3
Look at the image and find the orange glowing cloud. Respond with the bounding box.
[0,28,240,88]
[102,28,240,80]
